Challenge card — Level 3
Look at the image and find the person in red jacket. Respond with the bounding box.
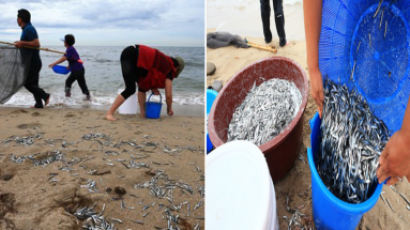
[105,45,184,121]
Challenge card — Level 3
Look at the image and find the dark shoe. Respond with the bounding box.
[84,95,91,101]
[264,30,272,44]
[279,37,287,47]
[33,103,44,109]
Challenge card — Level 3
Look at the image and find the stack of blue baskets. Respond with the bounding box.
[319,0,409,133]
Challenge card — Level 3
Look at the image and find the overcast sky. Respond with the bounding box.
[0,0,204,46]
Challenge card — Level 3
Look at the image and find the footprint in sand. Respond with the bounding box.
[65,113,75,118]
[0,174,14,181]
[17,123,41,129]
[31,111,41,117]
[10,109,29,115]
[0,192,16,217]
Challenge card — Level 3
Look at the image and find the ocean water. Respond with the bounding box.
[4,46,204,112]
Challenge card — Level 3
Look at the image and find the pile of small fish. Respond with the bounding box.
[135,170,194,202]
[3,134,42,145]
[318,80,390,203]
[10,151,64,167]
[228,78,302,145]
[74,205,115,230]
[135,170,202,229]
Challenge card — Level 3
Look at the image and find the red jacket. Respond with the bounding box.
[136,45,176,92]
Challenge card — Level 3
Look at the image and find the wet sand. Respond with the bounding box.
[207,42,409,229]
[0,107,204,230]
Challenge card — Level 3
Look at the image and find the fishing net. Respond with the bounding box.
[0,44,32,104]
[207,32,250,49]
[319,0,410,133]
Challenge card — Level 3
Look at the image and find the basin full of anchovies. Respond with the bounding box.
[228,78,302,146]
[317,80,390,204]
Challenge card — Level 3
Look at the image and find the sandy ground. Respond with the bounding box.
[207,43,410,229]
[0,108,204,230]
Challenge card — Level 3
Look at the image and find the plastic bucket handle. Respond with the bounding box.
[147,93,162,104]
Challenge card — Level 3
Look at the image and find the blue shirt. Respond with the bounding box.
[64,46,83,72]
[20,22,40,59]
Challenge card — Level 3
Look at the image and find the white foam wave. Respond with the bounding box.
[3,88,203,109]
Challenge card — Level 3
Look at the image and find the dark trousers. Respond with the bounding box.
[65,68,90,95]
[120,46,147,99]
[260,0,286,41]
[24,57,48,108]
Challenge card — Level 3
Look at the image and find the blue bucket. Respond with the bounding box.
[307,112,383,230]
[52,65,70,75]
[206,89,218,115]
[145,94,162,119]
[206,89,218,153]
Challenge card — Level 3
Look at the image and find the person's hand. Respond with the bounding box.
[151,88,160,95]
[48,63,55,68]
[309,68,324,118]
[167,107,174,116]
[14,41,23,48]
[377,130,410,185]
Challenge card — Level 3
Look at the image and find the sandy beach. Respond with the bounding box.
[0,107,204,229]
[207,1,409,228]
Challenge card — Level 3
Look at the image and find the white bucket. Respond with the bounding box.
[206,140,279,230]
[118,93,138,114]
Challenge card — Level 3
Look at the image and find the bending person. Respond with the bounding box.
[106,45,184,121]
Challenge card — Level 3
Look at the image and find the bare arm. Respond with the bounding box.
[304,0,325,117]
[377,98,410,184]
[49,56,67,68]
[138,91,146,118]
[165,79,174,116]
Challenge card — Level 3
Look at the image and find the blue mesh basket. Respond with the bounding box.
[319,0,410,133]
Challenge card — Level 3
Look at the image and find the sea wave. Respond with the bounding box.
[2,87,203,109]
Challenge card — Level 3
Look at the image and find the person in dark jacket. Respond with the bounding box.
[14,9,50,108]
[105,44,184,121]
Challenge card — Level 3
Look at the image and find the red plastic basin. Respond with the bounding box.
[208,56,309,182]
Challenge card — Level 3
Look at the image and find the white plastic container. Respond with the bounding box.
[206,140,279,230]
[118,93,138,114]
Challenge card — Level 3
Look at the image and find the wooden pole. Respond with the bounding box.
[244,38,277,53]
[0,41,65,55]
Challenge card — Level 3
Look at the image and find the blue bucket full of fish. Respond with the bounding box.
[310,0,409,229]
[308,112,384,230]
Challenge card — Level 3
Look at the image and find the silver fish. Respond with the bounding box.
[228,78,302,146]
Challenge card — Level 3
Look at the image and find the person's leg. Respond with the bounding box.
[260,0,272,43]
[273,0,286,46]
[24,58,46,108]
[106,46,137,121]
[75,68,90,99]
[65,72,76,97]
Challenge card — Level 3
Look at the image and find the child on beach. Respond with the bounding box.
[49,34,90,100]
